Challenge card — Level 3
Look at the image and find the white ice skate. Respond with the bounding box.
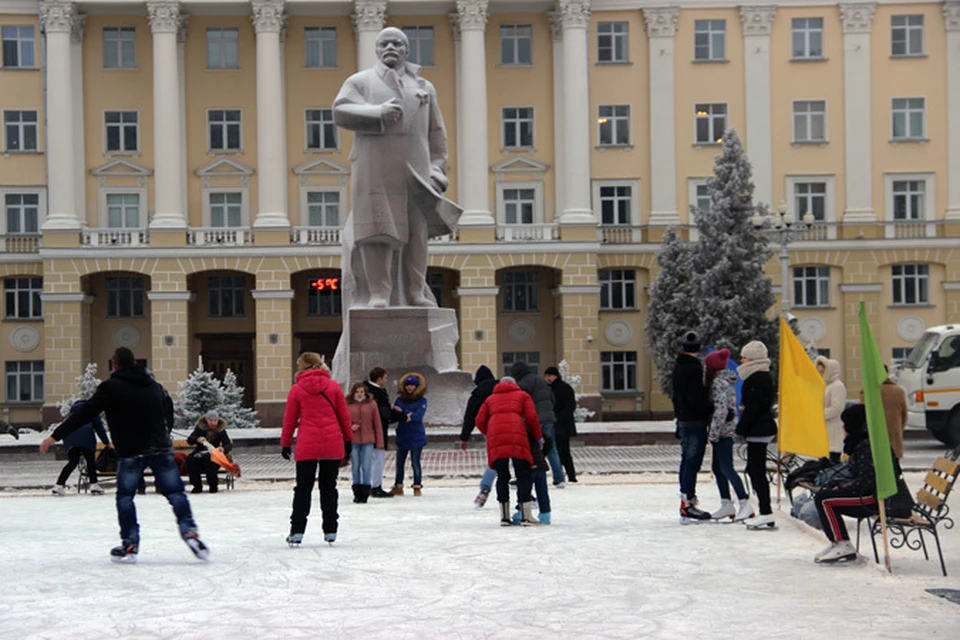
[745,513,777,530]
[711,499,736,521]
[814,540,858,564]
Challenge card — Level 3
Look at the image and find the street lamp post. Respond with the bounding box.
[751,201,814,315]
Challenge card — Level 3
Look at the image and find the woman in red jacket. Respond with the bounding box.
[476,376,543,526]
[281,353,352,546]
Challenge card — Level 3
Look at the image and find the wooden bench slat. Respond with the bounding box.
[923,472,952,496]
[916,488,944,511]
[932,457,959,477]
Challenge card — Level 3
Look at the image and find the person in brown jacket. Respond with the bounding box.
[858,372,908,459]
[346,382,384,503]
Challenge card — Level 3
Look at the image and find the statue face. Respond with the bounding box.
[376,31,408,69]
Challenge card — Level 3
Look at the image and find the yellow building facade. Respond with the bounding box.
[1,0,958,427]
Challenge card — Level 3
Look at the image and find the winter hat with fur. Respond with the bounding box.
[740,340,768,361]
[705,349,730,372]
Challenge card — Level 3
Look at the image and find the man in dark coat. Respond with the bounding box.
[672,330,713,522]
[185,409,233,494]
[460,365,499,507]
[545,366,578,483]
[40,347,208,564]
[511,361,565,487]
[364,367,406,498]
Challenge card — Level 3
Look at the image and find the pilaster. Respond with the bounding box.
[840,283,883,392]
[643,7,680,227]
[740,6,775,206]
[40,291,90,420]
[945,2,960,220]
[555,279,601,413]
[456,286,500,373]
[839,3,877,223]
[353,0,387,70]
[147,290,193,393]
[549,12,565,218]
[71,14,86,223]
[252,289,294,425]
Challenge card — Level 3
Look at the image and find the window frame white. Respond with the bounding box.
[496,181,544,226]
[598,104,631,147]
[207,108,243,153]
[687,178,711,241]
[891,14,924,58]
[1,25,36,69]
[891,179,925,221]
[304,189,342,228]
[1,188,45,234]
[694,103,727,145]
[785,175,837,239]
[891,97,926,141]
[792,100,827,144]
[99,186,147,229]
[593,180,639,227]
[601,351,638,392]
[891,263,930,306]
[3,276,43,320]
[304,108,338,152]
[304,26,337,68]
[501,106,535,149]
[597,21,629,63]
[883,172,935,238]
[599,269,637,311]
[792,265,831,308]
[206,27,240,70]
[5,360,44,403]
[103,110,139,154]
[500,24,533,66]
[694,19,726,62]
[2,109,39,153]
[791,17,824,60]
[401,26,435,67]
[202,187,249,228]
[102,26,136,69]
[501,270,540,314]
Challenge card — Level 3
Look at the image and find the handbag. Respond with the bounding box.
[884,476,915,519]
[95,446,118,473]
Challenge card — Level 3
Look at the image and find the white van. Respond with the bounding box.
[894,325,960,446]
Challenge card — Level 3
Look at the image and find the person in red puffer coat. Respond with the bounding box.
[476,376,543,526]
[281,353,352,546]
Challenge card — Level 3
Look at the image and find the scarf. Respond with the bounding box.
[737,358,771,381]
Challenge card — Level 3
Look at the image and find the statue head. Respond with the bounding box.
[375,27,409,69]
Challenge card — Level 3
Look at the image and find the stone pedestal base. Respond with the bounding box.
[343,307,472,426]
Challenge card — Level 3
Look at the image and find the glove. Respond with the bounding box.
[343,441,352,459]
[281,446,291,460]
[541,435,554,456]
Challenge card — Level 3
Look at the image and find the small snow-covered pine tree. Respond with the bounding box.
[645,227,698,395]
[174,358,224,431]
[47,363,105,433]
[557,359,596,422]
[218,369,260,429]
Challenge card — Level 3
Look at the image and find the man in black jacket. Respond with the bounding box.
[672,331,713,523]
[459,365,499,507]
[364,367,406,498]
[40,347,209,563]
[544,366,577,483]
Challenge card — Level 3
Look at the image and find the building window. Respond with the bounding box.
[599,269,636,310]
[500,24,532,65]
[428,272,443,307]
[4,110,38,152]
[206,27,239,69]
[6,361,43,402]
[793,266,830,308]
[106,193,141,228]
[304,26,336,68]
[695,103,726,144]
[694,20,725,61]
[503,188,535,225]
[307,274,342,317]
[106,276,145,318]
[2,25,35,68]
[209,192,243,228]
[502,270,539,313]
[794,182,826,221]
[402,26,434,66]
[599,185,631,225]
[503,352,539,377]
[891,15,924,57]
[502,107,534,148]
[208,109,242,151]
[793,100,826,143]
[601,351,637,392]
[4,193,39,234]
[103,27,136,69]
[891,98,925,140]
[892,180,925,221]
[791,17,823,59]
[597,21,628,63]
[891,264,929,305]
[307,191,339,227]
[695,183,711,214]
[104,111,139,153]
[3,277,42,319]
[305,108,337,151]
[208,276,246,317]
[598,105,630,146]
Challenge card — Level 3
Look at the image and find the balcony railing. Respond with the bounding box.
[188,227,253,246]
[885,219,935,239]
[600,225,643,244]
[291,226,342,245]
[81,228,149,247]
[0,233,41,253]
[496,223,560,242]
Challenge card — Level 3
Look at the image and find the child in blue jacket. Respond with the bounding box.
[391,372,428,496]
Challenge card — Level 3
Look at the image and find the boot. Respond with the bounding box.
[390,484,404,496]
[745,513,777,530]
[734,498,756,522]
[499,502,513,526]
[371,485,395,498]
[352,484,363,503]
[814,540,857,564]
[89,483,105,495]
[711,499,736,521]
[412,484,422,497]
[359,484,371,503]
[679,493,711,524]
[520,501,540,526]
[51,484,65,496]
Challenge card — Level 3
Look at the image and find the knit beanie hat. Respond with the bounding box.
[473,365,494,385]
[544,366,561,377]
[705,348,730,372]
[741,340,768,361]
[681,330,701,353]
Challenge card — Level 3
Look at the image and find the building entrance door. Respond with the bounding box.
[198,333,255,407]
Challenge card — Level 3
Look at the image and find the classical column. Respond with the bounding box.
[741,6,776,206]
[455,286,500,373]
[945,2,960,220]
[353,0,387,70]
[178,15,189,221]
[558,0,594,223]
[450,14,464,205]
[71,15,86,223]
[252,0,289,228]
[455,0,493,226]
[147,291,193,393]
[252,289,294,426]
[839,3,876,223]
[643,7,680,226]
[147,2,187,229]
[39,1,80,230]
[549,12,565,217]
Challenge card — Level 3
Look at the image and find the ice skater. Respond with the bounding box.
[51,399,111,496]
[544,365,578,484]
[391,373,428,496]
[673,330,713,523]
[736,340,777,530]
[459,365,499,508]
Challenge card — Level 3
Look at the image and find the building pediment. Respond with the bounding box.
[491,155,551,176]
[292,157,350,176]
[194,157,256,177]
[90,158,154,177]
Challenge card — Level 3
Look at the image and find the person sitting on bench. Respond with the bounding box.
[185,410,233,494]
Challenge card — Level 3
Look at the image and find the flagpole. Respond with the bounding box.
[877,498,892,573]
[776,451,782,507]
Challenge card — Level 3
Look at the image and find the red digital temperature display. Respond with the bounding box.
[309,278,339,291]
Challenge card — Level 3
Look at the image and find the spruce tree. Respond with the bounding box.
[49,363,105,433]
[557,359,596,422]
[218,369,260,429]
[174,358,224,432]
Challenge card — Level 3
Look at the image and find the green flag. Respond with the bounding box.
[858,302,897,500]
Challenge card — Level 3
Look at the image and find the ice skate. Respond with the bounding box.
[538,512,552,525]
[679,494,711,524]
[182,530,210,561]
[474,486,491,509]
[51,484,65,496]
[286,533,303,547]
[815,540,858,564]
[89,483,104,495]
[499,502,513,526]
[520,502,539,526]
[554,481,566,489]
[110,543,138,564]
[734,498,756,522]
[324,532,337,545]
[711,499,736,521]
[745,513,777,530]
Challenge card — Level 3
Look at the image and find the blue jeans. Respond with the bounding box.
[370,448,387,488]
[351,443,374,485]
[678,422,708,499]
[479,466,497,492]
[711,437,748,501]
[541,423,565,485]
[395,446,423,486]
[531,469,552,514]
[116,453,197,545]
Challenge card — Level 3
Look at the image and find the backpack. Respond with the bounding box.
[784,458,832,491]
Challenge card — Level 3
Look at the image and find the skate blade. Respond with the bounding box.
[816,553,858,564]
[185,539,210,561]
[746,523,778,530]
[110,555,137,565]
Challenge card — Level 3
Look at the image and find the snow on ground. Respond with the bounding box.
[2,478,958,639]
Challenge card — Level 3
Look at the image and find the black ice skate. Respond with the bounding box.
[286,533,303,547]
[182,530,210,561]
[110,542,138,564]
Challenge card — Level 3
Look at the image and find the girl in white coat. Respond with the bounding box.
[815,356,847,463]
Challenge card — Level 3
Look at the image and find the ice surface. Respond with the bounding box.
[2,478,958,639]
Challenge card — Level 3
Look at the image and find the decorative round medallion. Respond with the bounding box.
[112,324,141,349]
[897,316,926,342]
[604,320,633,346]
[10,326,40,353]
[507,319,536,344]
[799,317,827,343]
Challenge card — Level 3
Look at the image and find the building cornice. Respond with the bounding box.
[557,0,591,30]
[251,289,296,300]
[838,2,877,34]
[643,7,679,39]
[456,286,501,297]
[39,1,79,34]
[945,2,960,32]
[146,2,183,35]
[40,292,93,303]
[352,0,387,33]
[942,281,960,292]
[147,291,196,302]
[456,0,489,31]
[839,283,884,293]
[251,0,286,34]
[740,6,776,37]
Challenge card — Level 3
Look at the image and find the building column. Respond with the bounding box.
[178,15,189,221]
[147,291,193,394]
[839,3,877,223]
[549,12,565,218]
[740,6,776,207]
[40,292,91,424]
[39,1,81,231]
[555,282,602,416]
[70,15,86,223]
[643,7,680,227]
[251,0,289,228]
[147,2,187,229]
[944,2,960,220]
[353,0,387,70]
[456,287,500,373]
[450,15,464,208]
[252,289,294,427]
[557,0,594,225]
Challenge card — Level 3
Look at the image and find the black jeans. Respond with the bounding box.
[814,487,878,542]
[556,435,577,481]
[185,453,221,491]
[57,447,98,485]
[492,457,533,505]
[746,441,772,515]
[290,459,341,536]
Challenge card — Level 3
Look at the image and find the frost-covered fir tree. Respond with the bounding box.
[557,359,596,422]
[47,363,105,433]
[692,128,777,361]
[644,227,699,395]
[174,358,224,431]
[218,369,260,429]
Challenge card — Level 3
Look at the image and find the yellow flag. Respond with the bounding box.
[777,315,830,458]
